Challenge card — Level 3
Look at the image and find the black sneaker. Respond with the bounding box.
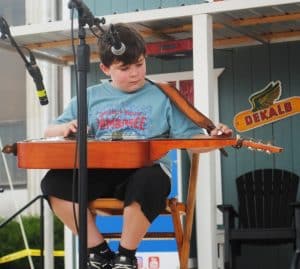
[88,253,114,269]
[112,254,137,269]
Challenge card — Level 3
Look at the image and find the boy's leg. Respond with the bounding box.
[41,168,136,268]
[50,196,115,269]
[113,165,170,268]
[120,165,170,249]
[112,203,149,268]
[42,168,135,247]
[121,201,150,249]
[49,196,104,247]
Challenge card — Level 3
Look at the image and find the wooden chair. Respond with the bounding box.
[89,153,200,269]
[218,168,300,269]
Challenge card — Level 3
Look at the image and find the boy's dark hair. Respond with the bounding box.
[98,23,146,67]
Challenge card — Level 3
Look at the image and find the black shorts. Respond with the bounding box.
[41,164,170,222]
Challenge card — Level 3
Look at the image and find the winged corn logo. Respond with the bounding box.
[234,81,300,132]
[249,81,281,112]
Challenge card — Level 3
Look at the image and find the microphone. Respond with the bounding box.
[1,16,48,105]
[109,24,126,56]
[0,16,9,40]
[26,52,49,106]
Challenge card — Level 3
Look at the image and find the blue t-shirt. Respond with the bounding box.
[55,80,204,174]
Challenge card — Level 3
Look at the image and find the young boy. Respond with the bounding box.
[41,23,232,269]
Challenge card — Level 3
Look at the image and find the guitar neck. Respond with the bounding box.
[149,138,238,160]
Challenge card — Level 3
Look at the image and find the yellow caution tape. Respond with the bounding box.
[0,249,64,264]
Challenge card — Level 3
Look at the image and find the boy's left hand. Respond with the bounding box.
[210,124,233,137]
[190,124,233,153]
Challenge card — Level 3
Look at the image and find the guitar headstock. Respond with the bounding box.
[234,136,283,154]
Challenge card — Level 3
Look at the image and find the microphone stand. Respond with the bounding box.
[68,2,104,268]
[76,23,89,269]
[70,7,90,269]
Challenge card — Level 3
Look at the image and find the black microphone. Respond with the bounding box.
[0,16,48,105]
[0,16,9,40]
[26,52,49,106]
[109,24,126,56]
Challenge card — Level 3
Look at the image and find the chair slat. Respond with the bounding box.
[237,174,248,228]
[254,170,263,228]
[280,170,289,227]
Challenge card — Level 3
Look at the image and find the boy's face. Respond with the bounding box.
[100,55,146,93]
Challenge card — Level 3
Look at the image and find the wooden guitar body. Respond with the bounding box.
[16,137,241,169]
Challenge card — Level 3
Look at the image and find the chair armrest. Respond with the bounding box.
[291,202,300,249]
[217,204,239,218]
[290,202,300,208]
[217,204,238,230]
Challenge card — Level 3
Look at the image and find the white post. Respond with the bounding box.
[25,1,59,269]
[193,14,218,269]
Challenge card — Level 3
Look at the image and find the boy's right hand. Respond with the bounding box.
[63,120,78,137]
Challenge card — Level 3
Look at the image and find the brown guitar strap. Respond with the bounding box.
[147,79,228,156]
[146,78,217,134]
